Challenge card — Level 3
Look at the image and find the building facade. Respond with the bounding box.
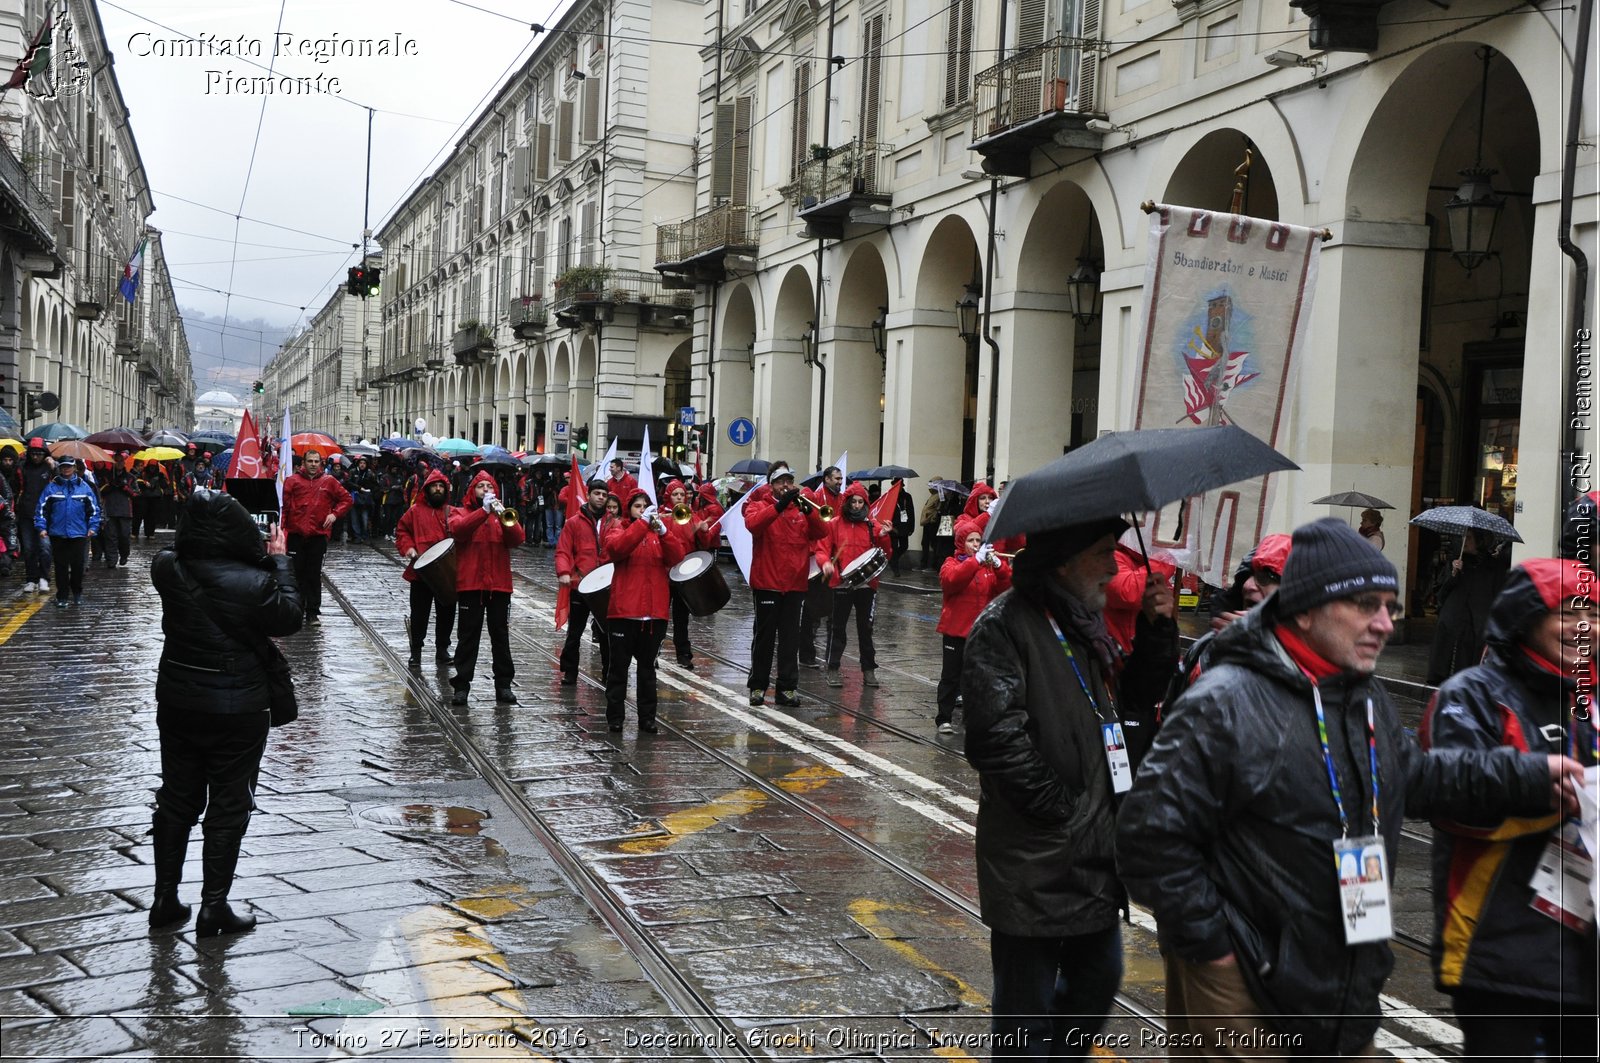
[370,0,702,454]
[658,0,1594,607]
[0,0,192,434]
[259,283,381,441]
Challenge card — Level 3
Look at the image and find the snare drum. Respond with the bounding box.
[669,551,730,616]
[409,538,458,606]
[577,563,614,617]
[807,556,823,583]
[839,546,889,588]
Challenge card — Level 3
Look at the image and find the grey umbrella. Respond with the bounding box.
[1310,490,1393,509]
[985,425,1299,542]
[1409,505,1522,543]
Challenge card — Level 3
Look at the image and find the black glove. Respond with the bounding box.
[774,492,793,512]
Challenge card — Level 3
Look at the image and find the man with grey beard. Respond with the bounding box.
[963,516,1175,1060]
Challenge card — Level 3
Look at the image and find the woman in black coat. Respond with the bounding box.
[149,490,302,936]
[1426,530,1510,683]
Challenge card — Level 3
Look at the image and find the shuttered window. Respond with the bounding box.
[534,123,552,180]
[943,0,974,109]
[859,14,884,147]
[581,76,602,142]
[579,201,597,266]
[513,144,530,200]
[531,230,546,296]
[61,169,75,274]
[1077,0,1101,112]
[1018,0,1047,49]
[556,102,575,164]
[789,59,811,179]
[710,96,753,206]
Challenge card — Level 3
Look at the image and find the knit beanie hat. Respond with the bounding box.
[1277,517,1399,615]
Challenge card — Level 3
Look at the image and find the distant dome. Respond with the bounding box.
[197,389,241,406]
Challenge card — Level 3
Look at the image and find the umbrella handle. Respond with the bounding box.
[1131,517,1153,575]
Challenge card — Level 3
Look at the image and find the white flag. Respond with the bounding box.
[720,489,755,582]
[639,426,657,507]
[275,406,291,510]
[596,435,619,479]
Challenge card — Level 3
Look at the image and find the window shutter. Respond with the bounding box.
[1018,0,1047,49]
[581,77,602,142]
[534,122,552,180]
[790,59,811,179]
[556,102,575,163]
[491,173,503,222]
[532,230,546,296]
[711,101,736,202]
[1076,0,1101,113]
[579,201,597,266]
[60,169,75,271]
[943,0,974,109]
[859,15,884,146]
[513,144,530,199]
[730,96,752,206]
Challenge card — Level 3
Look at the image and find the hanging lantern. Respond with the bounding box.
[1067,257,1103,326]
[954,286,980,341]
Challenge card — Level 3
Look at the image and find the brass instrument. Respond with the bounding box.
[498,506,520,528]
[818,504,836,522]
[792,492,816,515]
[672,503,694,524]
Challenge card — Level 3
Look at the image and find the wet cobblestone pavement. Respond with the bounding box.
[0,535,1461,1060]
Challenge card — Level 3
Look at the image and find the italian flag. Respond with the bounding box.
[3,17,52,93]
[118,237,146,303]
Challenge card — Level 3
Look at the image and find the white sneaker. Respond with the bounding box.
[937,721,956,734]
[36,579,48,593]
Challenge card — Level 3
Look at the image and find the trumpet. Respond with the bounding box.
[792,492,816,514]
[818,504,836,522]
[497,507,520,528]
[671,503,694,524]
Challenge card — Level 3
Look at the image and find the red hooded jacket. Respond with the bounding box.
[815,484,891,588]
[394,469,453,583]
[938,515,1011,637]
[281,465,353,538]
[693,482,724,551]
[449,469,525,592]
[555,498,608,580]
[604,493,687,619]
[1105,545,1177,654]
[744,483,829,592]
[606,470,639,501]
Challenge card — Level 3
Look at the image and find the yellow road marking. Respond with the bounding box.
[0,596,45,647]
[618,764,842,855]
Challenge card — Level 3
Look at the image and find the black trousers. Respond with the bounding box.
[890,535,909,573]
[748,589,804,693]
[606,618,665,728]
[670,594,692,661]
[936,635,966,723]
[103,516,131,564]
[50,537,87,599]
[139,497,164,537]
[1453,988,1598,1059]
[454,590,512,690]
[287,533,327,620]
[825,586,877,670]
[408,580,454,658]
[560,590,611,679]
[155,708,270,834]
[800,583,833,663]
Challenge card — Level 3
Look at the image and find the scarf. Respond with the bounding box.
[1046,574,1119,670]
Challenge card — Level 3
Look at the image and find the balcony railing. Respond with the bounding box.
[973,35,1099,140]
[0,140,61,256]
[115,322,140,361]
[452,324,494,364]
[792,141,892,208]
[655,204,756,276]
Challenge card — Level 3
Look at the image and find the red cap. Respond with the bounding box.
[27,437,44,449]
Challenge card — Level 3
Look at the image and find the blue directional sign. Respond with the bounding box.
[727,417,756,447]
[679,406,697,427]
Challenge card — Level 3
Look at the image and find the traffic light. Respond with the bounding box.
[252,380,265,394]
[574,425,589,454]
[347,266,382,298]
[22,392,38,420]
[363,267,382,297]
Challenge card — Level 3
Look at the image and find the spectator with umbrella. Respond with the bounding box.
[98,456,137,568]
[1412,506,1519,684]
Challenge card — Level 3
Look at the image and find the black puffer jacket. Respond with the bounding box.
[1422,562,1598,1005]
[1118,597,1553,1055]
[963,578,1175,936]
[151,491,303,714]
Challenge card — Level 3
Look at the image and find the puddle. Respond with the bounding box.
[356,804,491,835]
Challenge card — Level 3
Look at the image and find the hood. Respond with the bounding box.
[664,479,686,499]
[1485,558,1590,651]
[1252,533,1293,576]
[697,482,720,506]
[953,516,982,546]
[963,482,997,517]
[843,482,871,520]
[174,489,266,563]
[464,469,499,509]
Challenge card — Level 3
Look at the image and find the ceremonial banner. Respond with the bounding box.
[1133,205,1321,585]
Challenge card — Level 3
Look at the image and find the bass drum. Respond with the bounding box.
[669,551,730,616]
[577,563,614,618]
[839,546,889,588]
[409,538,458,606]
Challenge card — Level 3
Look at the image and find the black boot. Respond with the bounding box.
[148,813,191,928]
[194,832,256,937]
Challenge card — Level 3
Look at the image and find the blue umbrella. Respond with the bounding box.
[727,458,770,476]
[378,437,411,451]
[477,445,519,467]
[211,449,233,472]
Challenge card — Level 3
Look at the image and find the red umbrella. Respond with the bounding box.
[289,432,342,456]
[84,428,147,450]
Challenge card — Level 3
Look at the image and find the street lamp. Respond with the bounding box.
[870,307,887,359]
[1067,257,1102,326]
[801,321,817,365]
[954,285,981,341]
[1445,48,1504,274]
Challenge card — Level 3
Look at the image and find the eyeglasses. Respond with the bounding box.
[1345,594,1403,620]
[1252,569,1281,586]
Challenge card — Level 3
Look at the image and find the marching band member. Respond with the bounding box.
[448,470,525,706]
[693,480,725,536]
[280,450,351,625]
[606,457,638,502]
[744,462,829,707]
[394,469,455,671]
[964,481,998,537]
[661,480,700,668]
[555,478,613,686]
[799,466,845,667]
[935,517,1011,734]
[602,491,687,733]
[819,483,892,689]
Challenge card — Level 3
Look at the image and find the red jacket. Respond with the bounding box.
[604,515,686,619]
[805,484,843,515]
[815,487,891,588]
[1105,546,1176,654]
[282,468,353,538]
[394,470,453,583]
[693,483,724,551]
[606,472,638,500]
[555,503,608,579]
[449,470,525,593]
[937,550,1011,637]
[744,484,829,592]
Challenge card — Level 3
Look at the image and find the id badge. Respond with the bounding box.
[1101,721,1132,794]
[1333,835,1392,944]
[1528,822,1595,933]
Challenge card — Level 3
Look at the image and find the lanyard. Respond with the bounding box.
[1042,610,1115,722]
[1312,687,1380,838]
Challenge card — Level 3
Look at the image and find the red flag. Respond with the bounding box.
[555,451,585,629]
[227,409,265,478]
[871,479,902,526]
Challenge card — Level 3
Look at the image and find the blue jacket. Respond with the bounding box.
[35,475,102,538]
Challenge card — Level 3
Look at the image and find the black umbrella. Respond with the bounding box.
[147,430,190,448]
[727,458,770,476]
[522,452,573,467]
[189,430,235,449]
[985,425,1299,542]
[1409,505,1522,543]
[1310,490,1393,509]
[852,464,918,481]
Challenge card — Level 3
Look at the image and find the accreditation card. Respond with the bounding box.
[1333,835,1392,944]
[1529,821,1595,933]
[1101,721,1132,794]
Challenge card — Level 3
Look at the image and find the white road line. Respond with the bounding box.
[1380,993,1463,1047]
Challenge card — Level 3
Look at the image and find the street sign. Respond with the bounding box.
[552,420,569,439]
[678,406,696,427]
[727,417,755,447]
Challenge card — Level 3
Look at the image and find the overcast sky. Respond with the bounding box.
[97,0,574,346]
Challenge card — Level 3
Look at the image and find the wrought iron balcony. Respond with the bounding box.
[0,139,61,262]
[510,295,548,339]
[654,203,757,283]
[791,141,893,240]
[115,323,140,361]
[971,35,1104,177]
[452,324,495,364]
